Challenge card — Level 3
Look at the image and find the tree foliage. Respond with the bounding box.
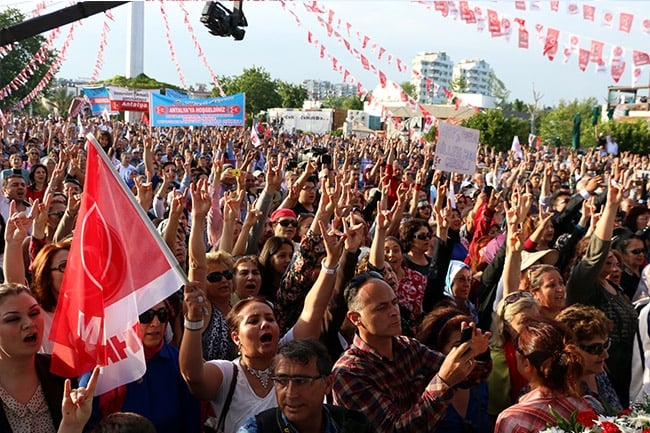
[39,86,75,115]
[607,120,650,154]
[276,80,307,108]
[0,8,58,109]
[321,95,363,110]
[449,76,468,94]
[215,66,281,117]
[537,97,598,149]
[100,73,180,90]
[461,109,531,151]
[400,81,417,99]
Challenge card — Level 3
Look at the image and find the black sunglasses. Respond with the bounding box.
[629,248,645,255]
[139,307,170,324]
[415,232,432,240]
[277,219,298,227]
[580,338,611,355]
[207,269,234,283]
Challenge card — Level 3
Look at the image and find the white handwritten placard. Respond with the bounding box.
[433,122,480,175]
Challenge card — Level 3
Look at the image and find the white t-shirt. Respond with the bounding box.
[206,328,294,433]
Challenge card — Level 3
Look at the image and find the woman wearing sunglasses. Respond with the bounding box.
[612,233,646,300]
[399,219,434,278]
[556,304,622,414]
[89,300,201,433]
[201,251,238,362]
[566,180,637,407]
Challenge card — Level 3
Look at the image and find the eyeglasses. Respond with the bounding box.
[580,338,611,355]
[138,307,170,324]
[301,185,316,191]
[415,232,432,240]
[207,269,234,283]
[277,219,298,227]
[628,248,645,255]
[271,375,324,388]
[503,291,535,307]
[50,261,67,273]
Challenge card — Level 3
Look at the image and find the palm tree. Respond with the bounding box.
[40,86,75,115]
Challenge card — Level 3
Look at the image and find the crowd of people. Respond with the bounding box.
[1,112,650,433]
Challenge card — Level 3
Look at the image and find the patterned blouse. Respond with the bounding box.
[0,384,56,433]
[202,306,237,361]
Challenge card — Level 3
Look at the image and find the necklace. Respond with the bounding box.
[245,364,272,388]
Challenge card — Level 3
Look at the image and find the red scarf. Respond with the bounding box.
[98,340,164,417]
[504,338,528,403]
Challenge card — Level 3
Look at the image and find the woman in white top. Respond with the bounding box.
[179,179,349,433]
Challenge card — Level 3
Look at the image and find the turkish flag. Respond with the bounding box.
[543,28,560,60]
[633,50,650,66]
[251,124,261,148]
[619,13,634,33]
[50,133,186,395]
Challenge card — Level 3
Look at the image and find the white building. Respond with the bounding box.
[411,52,454,104]
[301,80,356,101]
[452,59,492,96]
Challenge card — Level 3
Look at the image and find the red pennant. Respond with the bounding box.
[515,1,525,10]
[550,1,559,12]
[378,47,386,60]
[425,78,432,92]
[567,3,579,15]
[518,27,529,49]
[543,28,560,60]
[50,134,185,394]
[610,60,626,83]
[578,48,590,71]
[619,13,634,33]
[487,9,501,34]
[360,54,370,70]
[633,50,650,66]
[378,70,387,87]
[434,1,448,17]
[590,40,604,64]
[643,19,650,35]
[583,5,595,21]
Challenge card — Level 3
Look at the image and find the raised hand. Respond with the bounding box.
[190,179,211,218]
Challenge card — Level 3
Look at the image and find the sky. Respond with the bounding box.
[2,0,650,107]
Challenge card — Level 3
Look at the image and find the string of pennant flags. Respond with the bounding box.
[2,0,650,115]
[159,0,189,89]
[177,1,226,97]
[418,0,650,85]
[90,11,115,83]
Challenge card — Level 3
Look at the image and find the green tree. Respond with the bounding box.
[461,109,531,151]
[400,81,417,99]
[487,71,510,108]
[321,95,363,110]
[276,80,307,108]
[100,73,180,90]
[0,8,58,109]
[214,66,281,117]
[538,97,598,149]
[449,75,468,94]
[39,86,75,115]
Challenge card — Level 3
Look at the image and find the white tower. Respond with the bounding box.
[126,1,145,78]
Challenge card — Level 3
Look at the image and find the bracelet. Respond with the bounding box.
[321,262,340,275]
[184,318,204,331]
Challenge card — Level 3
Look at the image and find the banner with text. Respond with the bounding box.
[108,87,158,112]
[150,92,245,127]
[433,122,480,175]
[82,86,111,116]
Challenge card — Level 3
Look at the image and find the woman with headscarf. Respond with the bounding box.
[444,260,479,324]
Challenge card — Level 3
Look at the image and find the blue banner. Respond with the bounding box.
[150,93,246,127]
[165,88,189,99]
[82,86,110,116]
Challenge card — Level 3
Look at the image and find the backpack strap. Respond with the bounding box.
[216,363,238,433]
